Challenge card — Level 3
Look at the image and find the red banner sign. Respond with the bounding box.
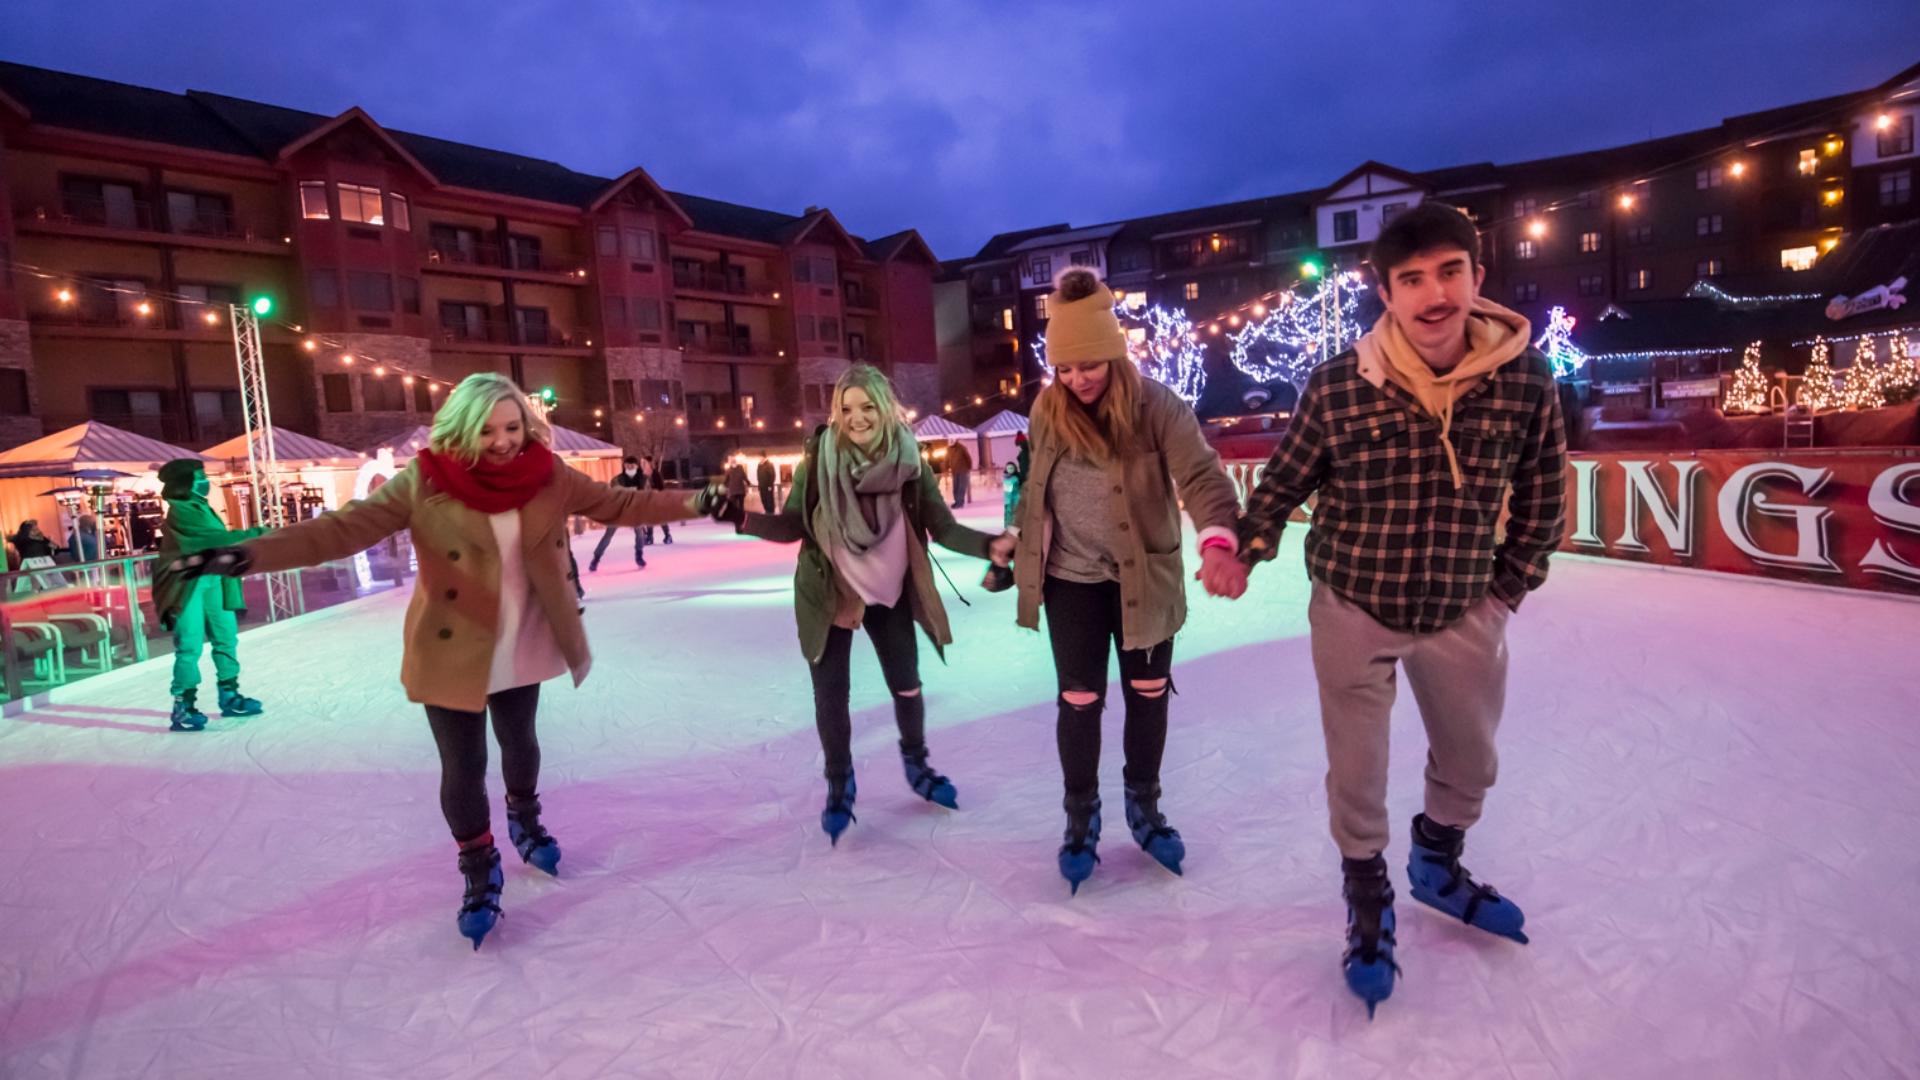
[1220,451,1920,595]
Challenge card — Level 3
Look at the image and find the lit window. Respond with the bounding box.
[1628,268,1653,291]
[1695,166,1724,189]
[299,181,329,220]
[1780,246,1818,272]
[1579,231,1601,254]
[1000,308,1014,331]
[1513,197,1538,219]
[338,183,384,225]
[1030,256,1051,283]
[388,193,410,231]
[1696,214,1723,236]
[1515,240,1537,260]
[1876,114,1914,158]
[1798,149,1818,176]
[1183,281,1200,301]
[1035,295,1049,320]
[1696,258,1724,278]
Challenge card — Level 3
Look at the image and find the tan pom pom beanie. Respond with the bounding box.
[1044,268,1128,365]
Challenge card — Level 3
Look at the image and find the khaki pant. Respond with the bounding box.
[1308,583,1510,860]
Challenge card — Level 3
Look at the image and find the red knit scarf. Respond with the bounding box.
[417,440,555,513]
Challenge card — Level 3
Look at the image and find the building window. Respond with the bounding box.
[346,271,393,311]
[1000,307,1014,331]
[1333,210,1358,242]
[1696,166,1724,189]
[1382,202,1407,223]
[1070,250,1094,267]
[1513,283,1539,303]
[362,374,406,412]
[989,273,1009,293]
[322,373,353,413]
[1877,114,1915,157]
[818,317,839,344]
[299,181,330,220]
[612,379,635,411]
[814,256,836,284]
[429,223,481,263]
[1035,295,1049,320]
[1030,256,1051,283]
[798,315,816,341]
[1579,231,1601,253]
[166,190,233,236]
[1696,258,1724,278]
[1514,240,1537,260]
[623,228,656,261]
[337,183,384,225]
[1114,251,1139,272]
[1880,169,1913,207]
[641,378,683,409]
[596,226,618,257]
[1696,214,1724,236]
[1628,268,1653,291]
[414,380,433,413]
[1798,148,1818,176]
[1780,245,1819,272]
[440,302,486,339]
[1183,281,1200,301]
[514,307,549,343]
[1628,225,1654,245]
[308,269,340,308]
[793,256,812,283]
[508,234,543,270]
[388,194,410,231]
[1578,274,1605,296]
[1513,197,1538,219]
[633,298,662,331]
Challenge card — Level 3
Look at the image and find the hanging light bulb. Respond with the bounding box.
[302,338,318,351]
[202,309,220,325]
[341,354,355,365]
[55,287,75,305]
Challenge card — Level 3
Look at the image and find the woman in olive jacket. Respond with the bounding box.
[1012,268,1244,893]
[713,364,1013,844]
[165,372,711,948]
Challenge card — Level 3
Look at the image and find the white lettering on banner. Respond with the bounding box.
[1617,460,1703,556]
[1860,463,1920,584]
[1569,459,1604,547]
[1717,463,1841,573]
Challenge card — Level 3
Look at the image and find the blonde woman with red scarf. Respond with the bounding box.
[163,372,715,949]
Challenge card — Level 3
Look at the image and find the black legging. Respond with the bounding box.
[1043,576,1174,798]
[809,597,924,778]
[424,683,542,844]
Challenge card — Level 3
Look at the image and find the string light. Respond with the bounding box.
[1526,219,1547,239]
[1876,113,1894,131]
[1618,193,1636,210]
[134,301,152,317]
[372,366,386,376]
[302,338,317,351]
[1798,336,1839,411]
[1533,306,1589,380]
[1839,337,1885,410]
[1228,271,1365,390]
[1686,281,1822,308]
[55,287,74,304]
[340,354,355,365]
[1033,301,1209,405]
[1882,336,1917,404]
[1723,341,1769,415]
[1730,161,1747,178]
[202,310,220,325]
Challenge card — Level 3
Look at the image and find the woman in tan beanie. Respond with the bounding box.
[1009,267,1245,894]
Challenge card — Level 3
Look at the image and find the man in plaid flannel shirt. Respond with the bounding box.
[1230,202,1567,1015]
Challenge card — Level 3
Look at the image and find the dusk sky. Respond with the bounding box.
[6,2,1918,258]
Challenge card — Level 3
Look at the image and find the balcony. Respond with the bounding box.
[675,324,781,361]
[28,304,238,342]
[16,197,287,254]
[436,320,593,352]
[684,408,794,435]
[841,285,879,312]
[422,241,588,284]
[670,264,780,304]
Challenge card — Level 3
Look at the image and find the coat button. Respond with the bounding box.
[448,550,460,561]
[1112,485,1123,494]
[555,539,563,548]
[444,589,457,600]
[1117,522,1129,532]
[437,628,452,640]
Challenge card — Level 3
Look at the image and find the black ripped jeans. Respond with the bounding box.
[1044,576,1174,799]
[424,683,542,844]
[809,597,925,779]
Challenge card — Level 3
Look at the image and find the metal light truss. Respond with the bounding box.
[230,304,304,621]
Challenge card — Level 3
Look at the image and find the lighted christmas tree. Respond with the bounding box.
[1839,337,1885,410]
[1883,335,1918,405]
[1723,340,1770,414]
[1798,336,1840,411]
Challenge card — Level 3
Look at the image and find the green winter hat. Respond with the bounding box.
[158,458,206,499]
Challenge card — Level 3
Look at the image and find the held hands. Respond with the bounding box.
[1196,544,1248,600]
[166,546,255,580]
[987,531,1016,567]
[697,483,746,527]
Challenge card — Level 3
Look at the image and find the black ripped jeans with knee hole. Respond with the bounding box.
[1043,576,1174,801]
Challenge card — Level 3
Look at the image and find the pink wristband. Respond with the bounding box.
[1199,536,1235,554]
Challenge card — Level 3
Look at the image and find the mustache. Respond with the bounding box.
[1416,306,1459,321]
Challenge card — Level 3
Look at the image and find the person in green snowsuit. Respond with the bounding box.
[154,458,267,731]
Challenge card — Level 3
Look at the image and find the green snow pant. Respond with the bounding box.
[170,574,241,697]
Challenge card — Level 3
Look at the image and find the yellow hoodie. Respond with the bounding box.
[1353,296,1532,489]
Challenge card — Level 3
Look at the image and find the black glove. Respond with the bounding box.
[167,546,255,579]
[697,483,746,527]
[981,563,1013,593]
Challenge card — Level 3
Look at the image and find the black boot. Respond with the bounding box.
[1342,854,1399,1017]
[1057,790,1102,895]
[1122,778,1184,876]
[821,770,857,845]
[506,795,561,876]
[456,841,504,950]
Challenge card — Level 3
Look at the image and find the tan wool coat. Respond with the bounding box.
[241,458,699,711]
[1012,378,1243,650]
